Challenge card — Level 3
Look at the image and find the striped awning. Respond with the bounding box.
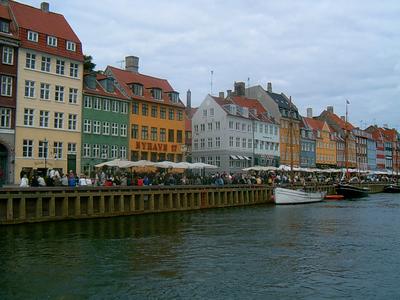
[237,155,245,160]
[230,155,238,160]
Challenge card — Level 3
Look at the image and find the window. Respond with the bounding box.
[151,88,162,100]
[68,143,77,154]
[54,112,64,129]
[101,99,110,111]
[47,36,57,47]
[70,63,78,78]
[83,119,91,133]
[120,102,128,114]
[242,123,246,132]
[236,137,240,147]
[242,138,246,148]
[216,121,220,130]
[27,30,38,42]
[177,130,183,143]
[93,120,101,134]
[39,83,50,100]
[66,41,76,52]
[0,20,10,33]
[25,52,36,69]
[236,122,240,130]
[177,110,183,121]
[169,92,179,103]
[2,47,13,65]
[167,108,175,120]
[229,136,234,147]
[210,108,214,116]
[208,138,212,148]
[24,108,34,126]
[111,145,118,159]
[93,144,100,158]
[0,76,12,97]
[194,125,198,132]
[141,126,148,140]
[112,101,119,113]
[53,142,63,159]
[203,109,207,117]
[93,97,101,110]
[83,144,90,157]
[215,156,221,167]
[160,107,166,119]
[160,128,166,142]
[39,110,49,128]
[112,123,119,136]
[200,138,205,149]
[215,137,221,148]
[229,121,233,129]
[55,85,64,102]
[142,103,148,116]
[56,59,65,75]
[132,84,143,96]
[120,146,127,159]
[40,56,51,72]
[69,88,78,104]
[151,127,157,141]
[207,156,213,165]
[132,102,139,114]
[200,124,205,131]
[151,105,158,118]
[208,123,212,131]
[131,124,138,139]
[120,124,127,137]
[23,139,33,158]
[84,96,92,108]
[103,122,110,135]
[0,108,11,128]
[193,139,198,150]
[38,140,48,159]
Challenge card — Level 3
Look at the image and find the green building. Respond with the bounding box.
[81,73,130,176]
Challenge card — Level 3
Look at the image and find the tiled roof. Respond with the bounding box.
[267,91,298,111]
[230,96,266,113]
[83,74,129,100]
[9,1,80,43]
[324,111,354,131]
[107,66,184,107]
[303,117,325,131]
[0,4,11,20]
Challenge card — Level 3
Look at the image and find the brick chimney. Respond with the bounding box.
[234,81,245,96]
[219,91,224,98]
[327,106,334,113]
[267,82,272,93]
[307,108,313,118]
[186,89,191,108]
[125,56,139,73]
[40,2,49,12]
[227,89,232,97]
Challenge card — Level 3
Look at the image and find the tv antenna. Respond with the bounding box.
[210,70,214,95]
[116,60,125,69]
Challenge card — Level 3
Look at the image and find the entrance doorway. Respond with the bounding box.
[0,144,8,186]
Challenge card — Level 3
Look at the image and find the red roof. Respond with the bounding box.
[0,4,11,20]
[324,111,354,131]
[230,96,266,114]
[185,108,197,131]
[303,117,325,131]
[83,74,129,100]
[107,66,184,107]
[9,1,80,43]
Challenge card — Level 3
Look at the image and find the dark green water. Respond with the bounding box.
[1,193,400,299]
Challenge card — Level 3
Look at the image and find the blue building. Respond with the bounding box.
[300,117,316,168]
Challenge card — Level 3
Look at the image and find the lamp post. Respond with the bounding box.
[44,138,48,170]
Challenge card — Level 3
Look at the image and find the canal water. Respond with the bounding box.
[1,193,400,299]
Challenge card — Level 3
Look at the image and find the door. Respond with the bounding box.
[67,154,76,174]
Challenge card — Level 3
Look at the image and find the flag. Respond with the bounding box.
[346,99,350,104]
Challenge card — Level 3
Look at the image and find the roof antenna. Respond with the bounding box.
[247,77,250,88]
[210,70,214,95]
[116,60,125,69]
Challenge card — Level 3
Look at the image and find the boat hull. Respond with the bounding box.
[383,185,400,193]
[336,184,369,198]
[274,187,326,205]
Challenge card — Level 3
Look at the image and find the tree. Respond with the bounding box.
[84,55,96,72]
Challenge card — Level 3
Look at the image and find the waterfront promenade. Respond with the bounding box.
[0,184,386,225]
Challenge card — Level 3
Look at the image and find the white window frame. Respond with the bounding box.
[0,108,11,128]
[55,85,64,102]
[47,36,57,47]
[40,83,50,100]
[39,110,49,128]
[120,124,127,137]
[2,46,13,65]
[25,52,36,69]
[41,56,51,72]
[23,108,34,126]
[93,120,101,134]
[68,143,77,154]
[27,30,38,42]
[1,75,12,97]
[83,119,91,133]
[84,96,92,108]
[103,122,110,135]
[24,80,35,98]
[70,62,78,78]
[103,99,110,111]
[66,41,76,52]
[120,146,127,160]
[54,112,64,129]
[53,141,63,159]
[68,114,77,130]
[23,139,34,158]
[56,59,65,75]
[83,144,90,158]
[69,88,78,104]
[111,123,118,136]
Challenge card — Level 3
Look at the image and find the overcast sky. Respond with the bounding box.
[25,0,400,129]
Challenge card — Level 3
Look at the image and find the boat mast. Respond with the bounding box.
[289,96,294,183]
[344,100,349,181]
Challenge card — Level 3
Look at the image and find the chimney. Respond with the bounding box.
[186,89,191,108]
[125,56,139,73]
[267,82,272,93]
[307,108,313,118]
[327,106,334,113]
[234,81,245,96]
[40,2,49,12]
[219,91,224,98]
[340,116,346,121]
[227,89,232,97]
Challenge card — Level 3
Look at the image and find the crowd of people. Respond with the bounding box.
[18,168,399,188]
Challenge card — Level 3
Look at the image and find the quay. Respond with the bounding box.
[0,184,387,225]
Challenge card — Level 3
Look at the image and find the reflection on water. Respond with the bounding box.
[1,194,400,299]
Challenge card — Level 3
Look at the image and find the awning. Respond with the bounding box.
[244,156,251,161]
[230,155,238,160]
[237,155,245,160]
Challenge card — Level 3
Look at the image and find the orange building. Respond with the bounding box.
[304,117,337,168]
[105,57,185,162]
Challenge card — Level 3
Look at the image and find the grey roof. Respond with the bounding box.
[267,91,298,112]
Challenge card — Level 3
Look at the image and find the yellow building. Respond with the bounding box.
[105,57,185,162]
[11,2,83,182]
[304,117,337,168]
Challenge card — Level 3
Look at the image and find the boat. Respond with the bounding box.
[274,187,326,204]
[383,184,400,193]
[336,183,369,198]
[325,194,344,200]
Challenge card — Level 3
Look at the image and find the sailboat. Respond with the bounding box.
[274,97,326,205]
[335,99,369,198]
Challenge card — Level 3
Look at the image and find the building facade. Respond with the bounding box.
[0,1,19,185]
[11,1,83,182]
[353,128,369,171]
[81,73,130,176]
[105,56,185,162]
[367,137,377,170]
[299,117,316,168]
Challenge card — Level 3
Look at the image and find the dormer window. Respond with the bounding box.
[151,88,162,100]
[66,41,76,52]
[132,83,143,96]
[0,20,10,33]
[27,30,38,42]
[47,36,57,47]
[168,92,179,103]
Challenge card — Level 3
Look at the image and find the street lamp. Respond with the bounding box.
[44,138,48,170]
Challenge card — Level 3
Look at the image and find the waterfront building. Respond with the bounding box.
[105,56,185,162]
[366,126,387,170]
[81,73,130,176]
[303,117,336,168]
[11,1,84,182]
[0,1,19,185]
[300,112,316,168]
[184,89,196,162]
[366,126,398,171]
[246,82,300,166]
[367,135,377,171]
[317,107,357,168]
[353,128,369,171]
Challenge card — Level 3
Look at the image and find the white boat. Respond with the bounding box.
[274,187,326,205]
